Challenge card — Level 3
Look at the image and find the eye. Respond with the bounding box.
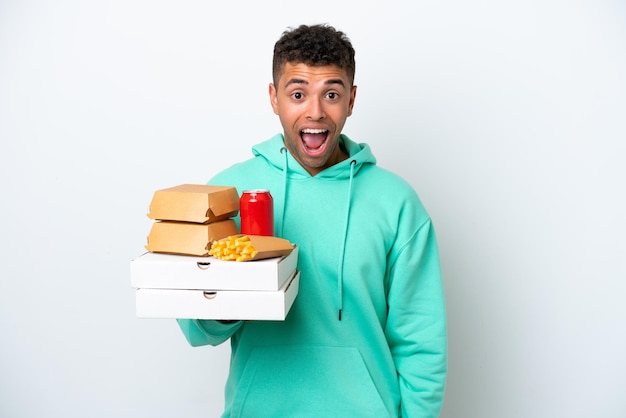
[292,92,303,100]
[327,92,339,100]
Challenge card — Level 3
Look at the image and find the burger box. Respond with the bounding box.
[134,270,300,321]
[147,184,240,224]
[144,219,238,257]
[131,244,298,291]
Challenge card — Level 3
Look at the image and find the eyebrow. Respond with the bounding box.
[284,78,346,88]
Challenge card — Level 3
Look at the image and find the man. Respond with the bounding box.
[177,24,447,417]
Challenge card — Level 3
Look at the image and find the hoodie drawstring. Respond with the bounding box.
[278,146,356,321]
[337,159,356,320]
[279,147,288,238]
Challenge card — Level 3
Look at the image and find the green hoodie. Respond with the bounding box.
[177,134,447,417]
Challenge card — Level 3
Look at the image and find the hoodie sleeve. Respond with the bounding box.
[384,218,448,417]
[176,319,243,347]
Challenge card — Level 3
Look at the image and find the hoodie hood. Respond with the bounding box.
[252,133,376,320]
[251,133,377,180]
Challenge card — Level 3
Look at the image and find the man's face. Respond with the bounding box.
[269,62,357,176]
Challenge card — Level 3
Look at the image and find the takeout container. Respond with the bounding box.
[147,184,239,224]
[135,270,300,321]
[144,184,240,257]
[209,234,294,261]
[145,219,238,257]
[131,245,298,291]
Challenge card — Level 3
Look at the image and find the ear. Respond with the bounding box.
[347,85,357,116]
[269,83,279,115]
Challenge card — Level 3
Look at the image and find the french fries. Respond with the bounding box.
[209,235,258,262]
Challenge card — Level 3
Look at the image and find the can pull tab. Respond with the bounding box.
[203,291,217,300]
[197,261,211,270]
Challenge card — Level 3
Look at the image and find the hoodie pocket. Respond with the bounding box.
[230,345,392,418]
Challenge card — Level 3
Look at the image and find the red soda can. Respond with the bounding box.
[239,189,274,236]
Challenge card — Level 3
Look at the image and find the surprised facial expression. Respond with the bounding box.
[269,63,357,176]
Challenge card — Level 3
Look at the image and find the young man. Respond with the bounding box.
[177,24,447,417]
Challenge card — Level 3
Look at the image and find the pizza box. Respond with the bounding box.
[130,245,298,291]
[135,270,300,321]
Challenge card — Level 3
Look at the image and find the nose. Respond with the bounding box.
[306,97,325,120]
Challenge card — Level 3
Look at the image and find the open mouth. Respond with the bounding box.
[300,128,329,156]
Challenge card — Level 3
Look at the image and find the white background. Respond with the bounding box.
[1,1,625,417]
